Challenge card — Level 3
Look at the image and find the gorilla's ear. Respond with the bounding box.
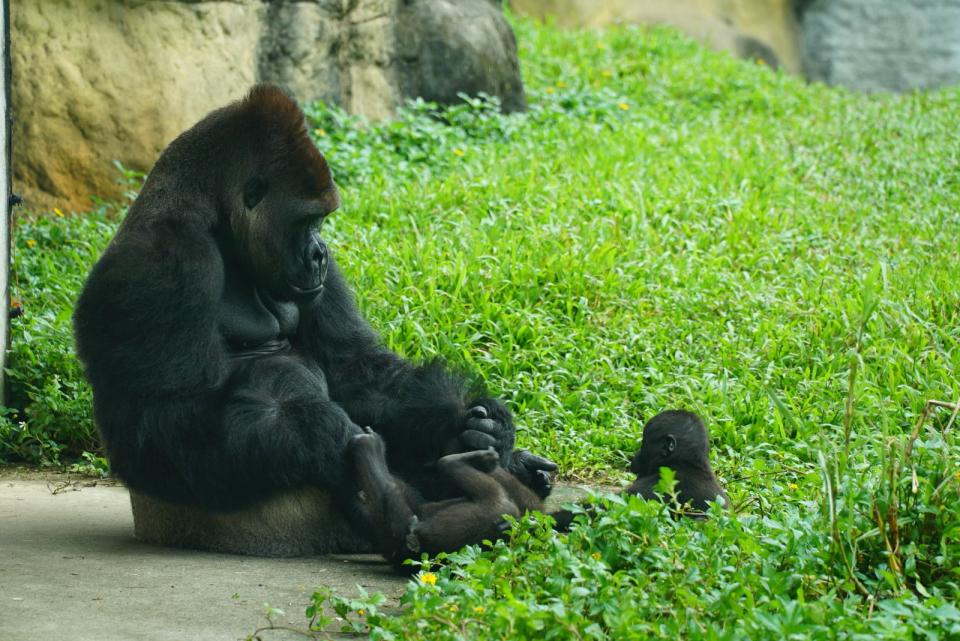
[660,435,676,459]
[243,177,269,209]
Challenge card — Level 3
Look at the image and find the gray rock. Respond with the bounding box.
[797,0,960,92]
[396,0,527,113]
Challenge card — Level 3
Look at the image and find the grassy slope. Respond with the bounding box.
[4,17,959,640]
[330,22,960,486]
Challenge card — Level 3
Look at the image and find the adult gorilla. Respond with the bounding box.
[73,85,553,550]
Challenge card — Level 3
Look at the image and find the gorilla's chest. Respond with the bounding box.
[218,256,300,358]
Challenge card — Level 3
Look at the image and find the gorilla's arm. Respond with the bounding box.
[75,215,370,510]
[74,216,227,398]
[298,258,515,478]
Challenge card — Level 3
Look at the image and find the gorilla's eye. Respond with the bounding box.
[243,177,269,209]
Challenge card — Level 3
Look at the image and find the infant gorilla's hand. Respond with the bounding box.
[447,398,516,464]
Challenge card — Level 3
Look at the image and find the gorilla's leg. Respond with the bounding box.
[216,357,366,509]
[348,429,421,565]
[125,355,365,515]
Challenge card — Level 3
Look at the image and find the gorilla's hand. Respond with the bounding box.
[507,449,557,500]
[448,398,516,464]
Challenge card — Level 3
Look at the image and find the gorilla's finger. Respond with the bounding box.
[465,417,501,436]
[467,405,489,419]
[512,449,558,472]
[532,470,554,498]
[459,429,497,451]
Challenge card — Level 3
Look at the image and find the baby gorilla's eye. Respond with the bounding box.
[242,177,269,209]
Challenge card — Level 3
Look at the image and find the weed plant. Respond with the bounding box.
[4,17,959,640]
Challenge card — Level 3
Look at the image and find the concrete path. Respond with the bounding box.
[0,474,596,641]
[0,477,404,641]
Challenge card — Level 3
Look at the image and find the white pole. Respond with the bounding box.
[0,0,10,404]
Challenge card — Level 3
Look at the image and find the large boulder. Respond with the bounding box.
[12,1,260,212]
[796,0,960,92]
[12,0,525,211]
[510,0,802,72]
[395,0,527,113]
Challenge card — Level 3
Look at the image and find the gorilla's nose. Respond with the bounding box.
[308,242,324,265]
[307,240,329,283]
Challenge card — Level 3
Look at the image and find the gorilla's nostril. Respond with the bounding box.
[305,240,329,285]
[306,240,326,266]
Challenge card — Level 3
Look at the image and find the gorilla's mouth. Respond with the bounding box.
[289,237,328,297]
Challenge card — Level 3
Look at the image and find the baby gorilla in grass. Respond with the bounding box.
[627,409,729,511]
[554,409,729,529]
[351,409,728,566]
[349,427,543,567]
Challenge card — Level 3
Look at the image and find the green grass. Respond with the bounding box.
[5,16,960,640]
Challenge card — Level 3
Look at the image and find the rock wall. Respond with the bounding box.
[13,1,259,212]
[510,0,802,72]
[12,0,525,211]
[796,0,960,93]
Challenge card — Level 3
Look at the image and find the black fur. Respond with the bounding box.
[348,429,543,567]
[627,410,729,513]
[73,85,532,517]
[552,410,728,530]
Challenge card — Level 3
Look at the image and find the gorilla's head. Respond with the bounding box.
[630,410,710,476]
[227,85,341,302]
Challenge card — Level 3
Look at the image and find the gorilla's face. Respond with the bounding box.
[233,173,341,301]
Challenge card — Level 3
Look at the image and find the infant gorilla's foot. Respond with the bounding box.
[507,449,558,500]
[348,426,387,462]
[471,447,501,472]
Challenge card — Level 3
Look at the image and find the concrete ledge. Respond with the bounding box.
[0,478,403,641]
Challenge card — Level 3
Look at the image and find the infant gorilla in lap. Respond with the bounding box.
[350,428,542,566]
[351,409,729,567]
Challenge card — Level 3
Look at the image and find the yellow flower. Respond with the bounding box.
[556,81,567,88]
[25,239,36,248]
[419,572,438,586]
[446,603,459,613]
[596,43,606,50]
[473,606,486,614]
[452,148,465,157]
[545,86,555,94]
[591,552,601,561]
[757,58,766,66]
[617,102,630,111]
[314,128,327,137]
[601,70,613,78]
[53,208,64,218]
[357,609,365,617]
[788,483,799,491]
